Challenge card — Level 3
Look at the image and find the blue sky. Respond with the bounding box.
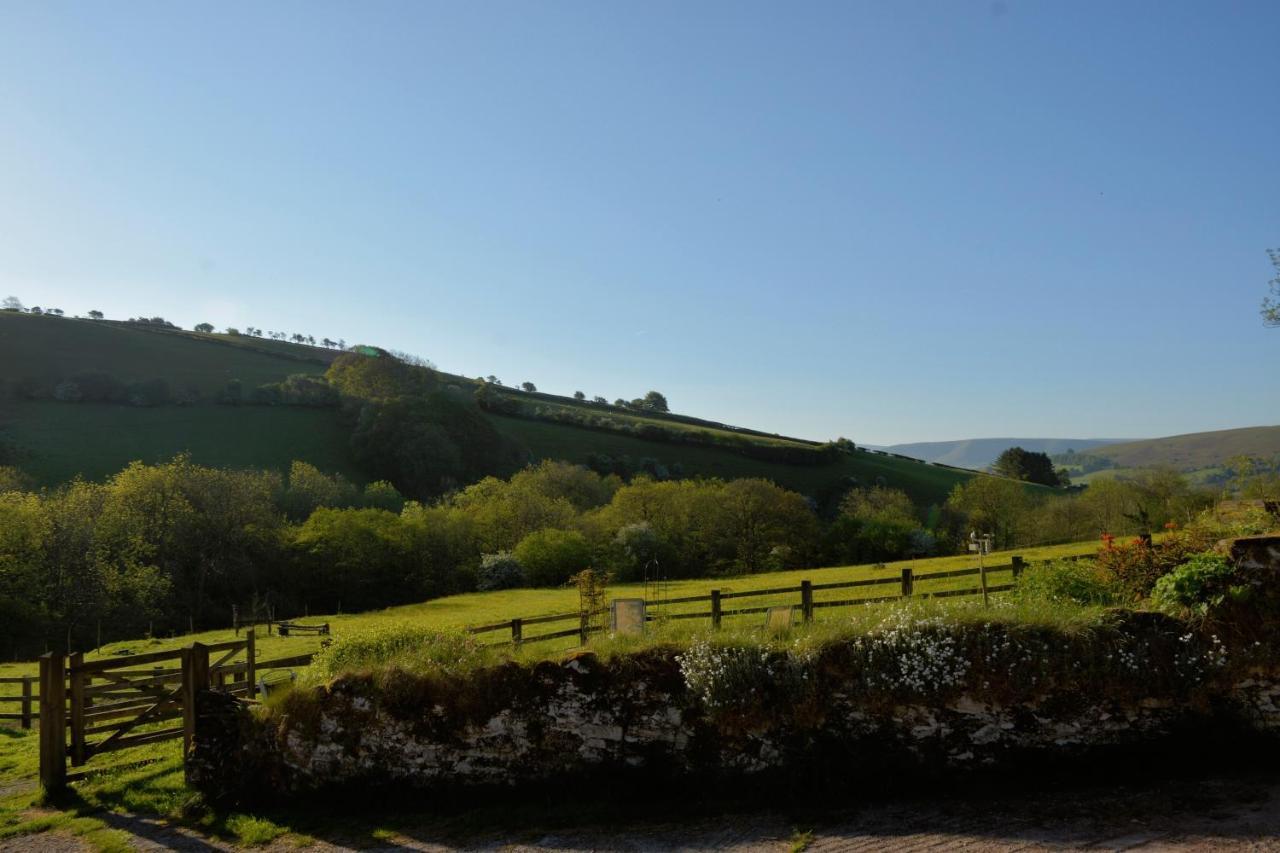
[1,1,1276,445]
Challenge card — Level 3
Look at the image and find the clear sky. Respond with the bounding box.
[1,1,1277,445]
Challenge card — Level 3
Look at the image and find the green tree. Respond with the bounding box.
[945,477,1038,549]
[514,528,592,586]
[992,447,1063,486]
[640,390,669,412]
[325,348,438,401]
[194,322,215,333]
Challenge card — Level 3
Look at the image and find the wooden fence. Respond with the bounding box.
[0,676,36,729]
[38,630,315,792]
[467,556,1030,648]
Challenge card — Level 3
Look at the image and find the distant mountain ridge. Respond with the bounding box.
[878,438,1131,470]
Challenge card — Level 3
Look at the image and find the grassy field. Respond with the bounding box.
[0,313,330,396]
[0,537,1101,686]
[0,537,1107,849]
[1,401,363,485]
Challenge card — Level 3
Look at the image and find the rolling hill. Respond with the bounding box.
[0,311,1019,506]
[1070,426,1280,472]
[879,437,1129,469]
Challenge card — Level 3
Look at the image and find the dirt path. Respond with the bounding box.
[8,772,1280,851]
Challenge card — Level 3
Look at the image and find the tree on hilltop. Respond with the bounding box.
[1,296,22,312]
[194,322,214,333]
[573,391,585,400]
[640,390,669,412]
[87,310,104,320]
[521,382,537,393]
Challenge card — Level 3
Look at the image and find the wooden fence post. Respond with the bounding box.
[901,568,914,597]
[21,675,33,730]
[578,613,589,645]
[181,643,210,759]
[1011,556,1025,580]
[511,618,523,649]
[710,590,722,630]
[246,629,256,700]
[800,580,814,623]
[38,652,66,793]
[68,652,86,767]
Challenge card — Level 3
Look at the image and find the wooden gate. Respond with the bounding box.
[39,631,316,791]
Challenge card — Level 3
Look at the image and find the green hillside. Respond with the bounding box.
[0,312,332,395]
[0,311,994,505]
[1074,426,1280,472]
[0,401,362,484]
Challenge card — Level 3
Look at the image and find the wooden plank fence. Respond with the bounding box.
[0,676,37,729]
[38,629,316,792]
[466,556,1031,646]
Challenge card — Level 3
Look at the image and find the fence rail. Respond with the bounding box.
[0,676,36,728]
[465,556,1031,646]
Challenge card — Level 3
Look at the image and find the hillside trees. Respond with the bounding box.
[325,349,438,400]
[992,447,1064,487]
[195,322,215,333]
[2,296,23,312]
[945,477,1039,549]
[87,310,103,320]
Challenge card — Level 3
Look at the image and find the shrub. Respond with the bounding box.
[514,528,593,587]
[311,624,484,677]
[1015,558,1117,606]
[677,640,811,712]
[1095,537,1164,601]
[476,551,525,591]
[1152,553,1247,616]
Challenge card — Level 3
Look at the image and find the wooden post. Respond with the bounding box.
[21,675,33,729]
[68,652,86,767]
[1011,555,1025,580]
[579,613,589,646]
[232,605,239,636]
[800,580,814,623]
[38,652,66,793]
[511,618,523,649]
[901,567,914,597]
[710,590,722,630]
[245,629,257,700]
[181,643,210,759]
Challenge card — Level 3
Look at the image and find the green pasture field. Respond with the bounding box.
[0,401,363,486]
[0,537,1101,689]
[0,312,328,395]
[0,536,1103,848]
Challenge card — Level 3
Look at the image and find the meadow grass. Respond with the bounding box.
[0,537,1102,689]
[0,535,1125,849]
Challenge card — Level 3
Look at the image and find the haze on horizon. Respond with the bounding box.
[1,1,1277,446]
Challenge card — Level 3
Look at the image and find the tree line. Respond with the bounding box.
[0,445,1231,657]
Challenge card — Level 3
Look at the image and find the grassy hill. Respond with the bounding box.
[1072,426,1280,472]
[0,311,1008,505]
